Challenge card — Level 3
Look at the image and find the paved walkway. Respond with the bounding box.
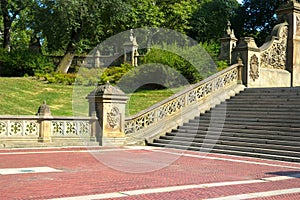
[0,146,300,200]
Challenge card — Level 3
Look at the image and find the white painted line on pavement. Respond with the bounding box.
[0,167,62,175]
[205,188,300,200]
[50,174,300,200]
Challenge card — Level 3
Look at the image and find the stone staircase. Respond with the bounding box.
[149,87,300,162]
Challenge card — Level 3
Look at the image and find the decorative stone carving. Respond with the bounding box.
[125,66,239,135]
[219,21,238,64]
[0,120,39,136]
[260,24,288,70]
[0,122,7,135]
[296,14,300,35]
[250,54,259,81]
[52,121,89,136]
[107,106,120,129]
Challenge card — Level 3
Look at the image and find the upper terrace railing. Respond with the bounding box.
[124,61,244,143]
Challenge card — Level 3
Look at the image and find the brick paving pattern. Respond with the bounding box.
[0,147,299,199]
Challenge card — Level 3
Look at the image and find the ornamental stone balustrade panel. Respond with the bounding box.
[124,63,244,145]
[0,115,98,148]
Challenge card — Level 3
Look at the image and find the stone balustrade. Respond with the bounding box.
[0,115,98,148]
[124,62,244,145]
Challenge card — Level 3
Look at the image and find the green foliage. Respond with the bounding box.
[232,0,284,46]
[127,0,164,29]
[189,0,239,42]
[200,41,229,70]
[75,68,104,86]
[0,49,55,77]
[34,0,131,54]
[40,73,77,85]
[141,43,217,84]
[158,0,198,33]
[99,64,134,85]
[143,49,201,84]
[0,0,34,50]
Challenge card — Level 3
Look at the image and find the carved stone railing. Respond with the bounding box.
[0,115,98,147]
[260,22,288,70]
[233,22,291,88]
[51,117,93,137]
[0,116,40,137]
[124,63,244,144]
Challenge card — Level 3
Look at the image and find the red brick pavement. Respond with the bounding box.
[0,147,299,200]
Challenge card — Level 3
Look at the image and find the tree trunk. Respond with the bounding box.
[56,30,80,74]
[1,0,12,51]
[56,45,75,74]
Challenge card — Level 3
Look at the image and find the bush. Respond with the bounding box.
[99,64,134,85]
[200,41,229,70]
[0,49,56,77]
[39,73,76,85]
[142,43,217,84]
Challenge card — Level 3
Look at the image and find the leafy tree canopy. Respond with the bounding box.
[233,0,288,46]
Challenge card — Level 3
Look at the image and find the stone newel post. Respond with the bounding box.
[36,100,52,143]
[86,82,128,146]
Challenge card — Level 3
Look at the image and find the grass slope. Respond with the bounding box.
[0,78,178,116]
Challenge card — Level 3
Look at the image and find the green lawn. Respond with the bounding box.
[0,77,180,116]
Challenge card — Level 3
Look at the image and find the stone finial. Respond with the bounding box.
[224,21,236,39]
[36,100,51,116]
[89,81,125,96]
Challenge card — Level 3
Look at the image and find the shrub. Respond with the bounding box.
[142,43,217,84]
[0,49,56,77]
[40,72,76,85]
[99,64,134,85]
[200,41,229,70]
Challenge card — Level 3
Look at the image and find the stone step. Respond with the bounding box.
[189,117,300,125]
[210,107,300,113]
[217,103,300,109]
[229,95,300,100]
[184,119,300,129]
[202,111,300,118]
[164,132,300,147]
[160,134,300,150]
[149,142,300,162]
[171,129,300,142]
[153,139,300,158]
[179,123,300,133]
[241,87,300,93]
[172,127,300,138]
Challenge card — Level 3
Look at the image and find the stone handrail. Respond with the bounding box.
[0,115,98,147]
[124,62,243,143]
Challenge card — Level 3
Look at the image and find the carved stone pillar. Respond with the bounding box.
[232,37,261,87]
[219,21,238,64]
[277,1,300,86]
[86,82,128,146]
[94,49,101,68]
[123,29,139,66]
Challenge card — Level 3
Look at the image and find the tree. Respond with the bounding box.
[232,0,287,46]
[189,0,239,42]
[128,0,164,29]
[34,0,131,73]
[158,0,197,34]
[0,0,33,51]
